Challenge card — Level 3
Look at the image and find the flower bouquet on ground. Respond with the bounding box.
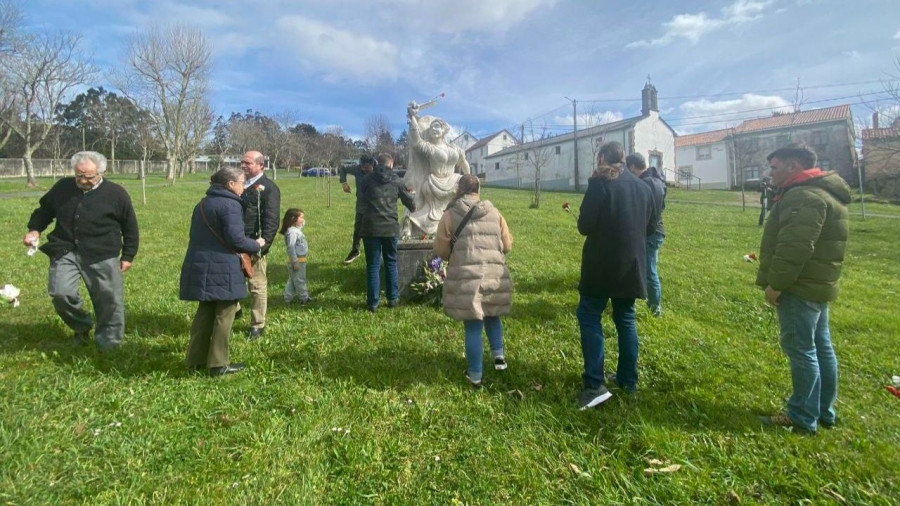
[409,256,446,307]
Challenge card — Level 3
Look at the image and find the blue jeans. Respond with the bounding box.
[464,317,504,382]
[577,295,638,390]
[363,236,398,308]
[646,232,664,310]
[777,291,838,431]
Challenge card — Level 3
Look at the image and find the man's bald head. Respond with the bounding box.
[241,151,266,178]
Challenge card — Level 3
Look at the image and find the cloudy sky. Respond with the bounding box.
[20,0,900,140]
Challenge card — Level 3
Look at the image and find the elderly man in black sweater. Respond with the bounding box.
[24,151,139,350]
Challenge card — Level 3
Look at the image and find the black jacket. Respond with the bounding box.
[27,177,139,264]
[639,169,666,236]
[578,168,657,299]
[241,173,280,255]
[180,185,261,302]
[339,164,369,213]
[358,165,416,237]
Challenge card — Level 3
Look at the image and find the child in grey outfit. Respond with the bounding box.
[280,208,310,304]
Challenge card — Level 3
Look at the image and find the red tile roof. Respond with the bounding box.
[862,127,900,140]
[675,128,730,148]
[734,105,851,134]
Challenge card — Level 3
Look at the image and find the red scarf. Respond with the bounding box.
[773,168,824,202]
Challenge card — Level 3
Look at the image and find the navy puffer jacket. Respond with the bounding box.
[179,185,261,302]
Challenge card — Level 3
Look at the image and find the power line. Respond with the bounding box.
[576,78,900,104]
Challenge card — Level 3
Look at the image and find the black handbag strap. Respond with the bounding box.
[450,204,479,252]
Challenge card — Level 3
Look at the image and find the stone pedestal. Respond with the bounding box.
[397,239,435,299]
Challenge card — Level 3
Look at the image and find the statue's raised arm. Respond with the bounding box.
[401,99,467,238]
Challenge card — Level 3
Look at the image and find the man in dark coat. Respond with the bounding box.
[357,153,416,312]
[626,154,667,317]
[240,150,281,340]
[576,142,657,410]
[339,154,376,264]
[24,151,139,351]
[756,144,850,434]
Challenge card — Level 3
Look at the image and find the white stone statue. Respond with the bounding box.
[401,101,470,238]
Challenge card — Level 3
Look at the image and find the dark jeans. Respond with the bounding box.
[646,232,664,310]
[577,295,638,390]
[363,236,398,308]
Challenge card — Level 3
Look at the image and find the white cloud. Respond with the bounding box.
[679,94,792,119]
[843,50,860,59]
[554,111,624,127]
[394,0,558,33]
[894,30,900,39]
[274,16,399,83]
[627,0,774,48]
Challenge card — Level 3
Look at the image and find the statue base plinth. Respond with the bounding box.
[397,239,435,299]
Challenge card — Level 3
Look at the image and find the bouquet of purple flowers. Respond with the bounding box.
[409,256,447,307]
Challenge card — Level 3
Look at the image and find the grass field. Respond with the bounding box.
[1,175,898,504]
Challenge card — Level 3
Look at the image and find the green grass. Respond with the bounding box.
[1,178,898,504]
[668,187,900,217]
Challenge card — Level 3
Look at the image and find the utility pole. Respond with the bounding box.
[566,97,580,192]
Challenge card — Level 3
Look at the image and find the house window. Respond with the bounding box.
[495,162,500,170]
[502,134,507,141]
[820,159,831,171]
[696,145,712,160]
[555,146,561,155]
[649,152,662,170]
[745,165,761,181]
[811,131,825,146]
[524,152,529,160]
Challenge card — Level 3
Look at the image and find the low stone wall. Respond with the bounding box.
[397,239,435,299]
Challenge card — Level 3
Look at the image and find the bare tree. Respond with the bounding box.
[120,24,211,182]
[179,98,213,177]
[365,114,395,155]
[0,0,22,151]
[1,32,96,185]
[523,121,553,208]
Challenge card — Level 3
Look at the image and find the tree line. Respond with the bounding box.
[0,0,407,186]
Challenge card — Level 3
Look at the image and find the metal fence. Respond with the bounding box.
[0,159,216,178]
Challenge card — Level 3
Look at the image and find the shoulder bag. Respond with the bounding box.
[449,204,479,254]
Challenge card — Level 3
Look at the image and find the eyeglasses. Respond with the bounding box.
[75,172,100,181]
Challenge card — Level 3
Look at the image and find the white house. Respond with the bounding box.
[451,132,478,152]
[484,83,676,192]
[674,129,731,189]
[465,130,519,175]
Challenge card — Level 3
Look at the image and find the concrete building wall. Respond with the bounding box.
[632,111,676,175]
[675,141,731,189]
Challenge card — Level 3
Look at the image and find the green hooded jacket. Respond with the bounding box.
[756,171,851,302]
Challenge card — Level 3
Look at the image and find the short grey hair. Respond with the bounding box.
[70,151,108,174]
[210,166,244,186]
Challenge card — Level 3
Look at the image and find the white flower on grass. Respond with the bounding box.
[1,284,21,307]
